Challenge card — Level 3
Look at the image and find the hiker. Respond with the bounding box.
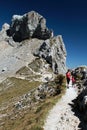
[71,75,76,87]
[66,69,71,87]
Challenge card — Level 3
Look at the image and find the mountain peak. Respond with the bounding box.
[6,11,52,42]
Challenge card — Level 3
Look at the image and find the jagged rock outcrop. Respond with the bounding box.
[7,11,52,42]
[34,35,67,74]
[0,23,10,41]
[71,66,87,93]
[72,66,87,80]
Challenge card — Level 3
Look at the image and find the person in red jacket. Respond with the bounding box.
[66,69,71,87]
[71,75,76,87]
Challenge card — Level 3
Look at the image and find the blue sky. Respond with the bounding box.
[0,0,87,69]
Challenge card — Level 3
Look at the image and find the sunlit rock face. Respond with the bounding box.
[0,10,67,79]
[7,11,52,42]
[34,35,67,74]
[0,23,10,41]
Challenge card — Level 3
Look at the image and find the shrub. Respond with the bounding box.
[54,74,65,85]
[30,126,43,130]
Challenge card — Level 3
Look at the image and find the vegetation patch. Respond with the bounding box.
[28,58,42,72]
[0,77,41,104]
[16,66,33,75]
[0,74,66,130]
[0,89,66,130]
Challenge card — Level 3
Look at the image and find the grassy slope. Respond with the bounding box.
[0,77,40,104]
[0,90,65,130]
[0,64,66,130]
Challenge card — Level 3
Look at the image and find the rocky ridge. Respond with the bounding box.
[0,11,67,129]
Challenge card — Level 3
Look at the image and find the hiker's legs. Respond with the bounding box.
[66,78,70,88]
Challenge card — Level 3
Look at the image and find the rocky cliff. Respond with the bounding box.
[0,11,67,129]
[7,11,52,42]
[0,11,67,80]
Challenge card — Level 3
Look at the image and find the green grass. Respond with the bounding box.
[0,77,41,104]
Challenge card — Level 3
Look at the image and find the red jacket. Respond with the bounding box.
[66,72,71,79]
[72,77,75,83]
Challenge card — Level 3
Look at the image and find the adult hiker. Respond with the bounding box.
[66,69,71,88]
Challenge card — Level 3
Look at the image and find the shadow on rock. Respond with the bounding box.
[69,98,87,130]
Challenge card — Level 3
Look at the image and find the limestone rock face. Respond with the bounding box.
[0,23,10,41]
[34,35,67,74]
[7,11,52,42]
[0,11,67,78]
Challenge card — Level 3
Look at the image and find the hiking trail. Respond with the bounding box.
[43,87,80,130]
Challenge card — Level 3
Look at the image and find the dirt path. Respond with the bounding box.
[43,87,80,130]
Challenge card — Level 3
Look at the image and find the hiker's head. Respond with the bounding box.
[68,69,70,72]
